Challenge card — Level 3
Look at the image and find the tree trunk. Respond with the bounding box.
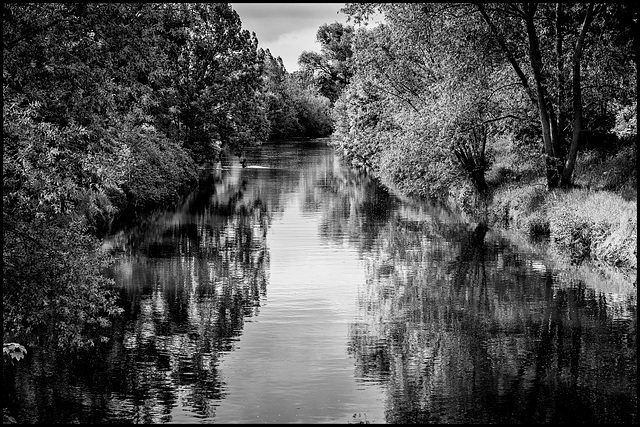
[561,4,595,187]
[556,4,566,153]
[524,5,563,188]
[453,126,488,197]
[471,168,488,196]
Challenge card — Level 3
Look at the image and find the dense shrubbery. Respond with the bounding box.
[488,185,549,233]
[120,124,198,210]
[488,148,637,271]
[262,50,334,140]
[573,144,637,199]
[294,89,334,137]
[3,218,122,349]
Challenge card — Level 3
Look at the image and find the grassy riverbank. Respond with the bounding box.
[449,140,637,276]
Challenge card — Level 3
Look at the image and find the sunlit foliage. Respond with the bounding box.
[336,2,636,197]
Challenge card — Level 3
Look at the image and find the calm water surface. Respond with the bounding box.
[8,139,637,424]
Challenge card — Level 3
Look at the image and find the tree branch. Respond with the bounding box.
[476,4,537,106]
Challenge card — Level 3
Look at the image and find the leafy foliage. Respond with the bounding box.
[3,216,123,349]
[333,5,521,201]
[261,50,300,139]
[298,22,355,103]
[3,343,27,363]
[261,49,333,139]
[119,124,198,210]
[158,3,270,161]
[336,2,636,207]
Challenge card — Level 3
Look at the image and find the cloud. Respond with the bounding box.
[233,3,346,42]
[231,3,348,72]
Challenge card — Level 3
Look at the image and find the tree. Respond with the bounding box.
[298,22,355,104]
[154,3,269,162]
[335,4,531,202]
[2,2,273,352]
[3,96,124,350]
[474,3,636,187]
[261,49,303,139]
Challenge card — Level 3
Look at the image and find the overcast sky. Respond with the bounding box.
[230,3,355,73]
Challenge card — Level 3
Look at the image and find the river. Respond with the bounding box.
[7,139,637,424]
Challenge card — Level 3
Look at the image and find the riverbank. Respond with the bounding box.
[346,134,637,279]
[448,142,637,278]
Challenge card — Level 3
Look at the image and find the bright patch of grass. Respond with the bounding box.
[548,189,637,269]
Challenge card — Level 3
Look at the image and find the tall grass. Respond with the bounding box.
[548,189,637,269]
[488,183,550,237]
[486,139,637,271]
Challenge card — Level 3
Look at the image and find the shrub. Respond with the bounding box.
[446,179,485,221]
[486,164,516,188]
[592,206,637,269]
[573,144,637,201]
[523,210,550,237]
[600,144,637,197]
[548,189,637,269]
[488,183,550,236]
[549,207,593,263]
[377,130,456,200]
[486,134,545,187]
[121,125,198,209]
[3,218,123,350]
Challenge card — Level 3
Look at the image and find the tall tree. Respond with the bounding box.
[156,3,269,162]
[298,22,355,103]
[474,3,632,187]
[335,3,528,201]
[261,48,301,139]
[2,2,274,351]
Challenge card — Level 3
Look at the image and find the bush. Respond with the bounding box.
[594,207,637,269]
[523,210,550,237]
[446,179,485,221]
[377,130,455,200]
[3,218,123,350]
[600,144,637,197]
[573,144,637,200]
[488,183,550,237]
[548,190,637,269]
[120,125,198,210]
[549,207,593,263]
[486,134,545,188]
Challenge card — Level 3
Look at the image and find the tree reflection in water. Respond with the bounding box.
[104,158,300,422]
[291,146,635,424]
[9,154,298,423]
[314,190,637,424]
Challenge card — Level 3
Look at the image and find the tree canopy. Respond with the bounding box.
[334,2,636,199]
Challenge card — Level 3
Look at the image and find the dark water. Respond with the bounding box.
[6,139,637,424]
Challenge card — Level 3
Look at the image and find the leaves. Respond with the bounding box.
[3,342,27,363]
[298,22,355,103]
